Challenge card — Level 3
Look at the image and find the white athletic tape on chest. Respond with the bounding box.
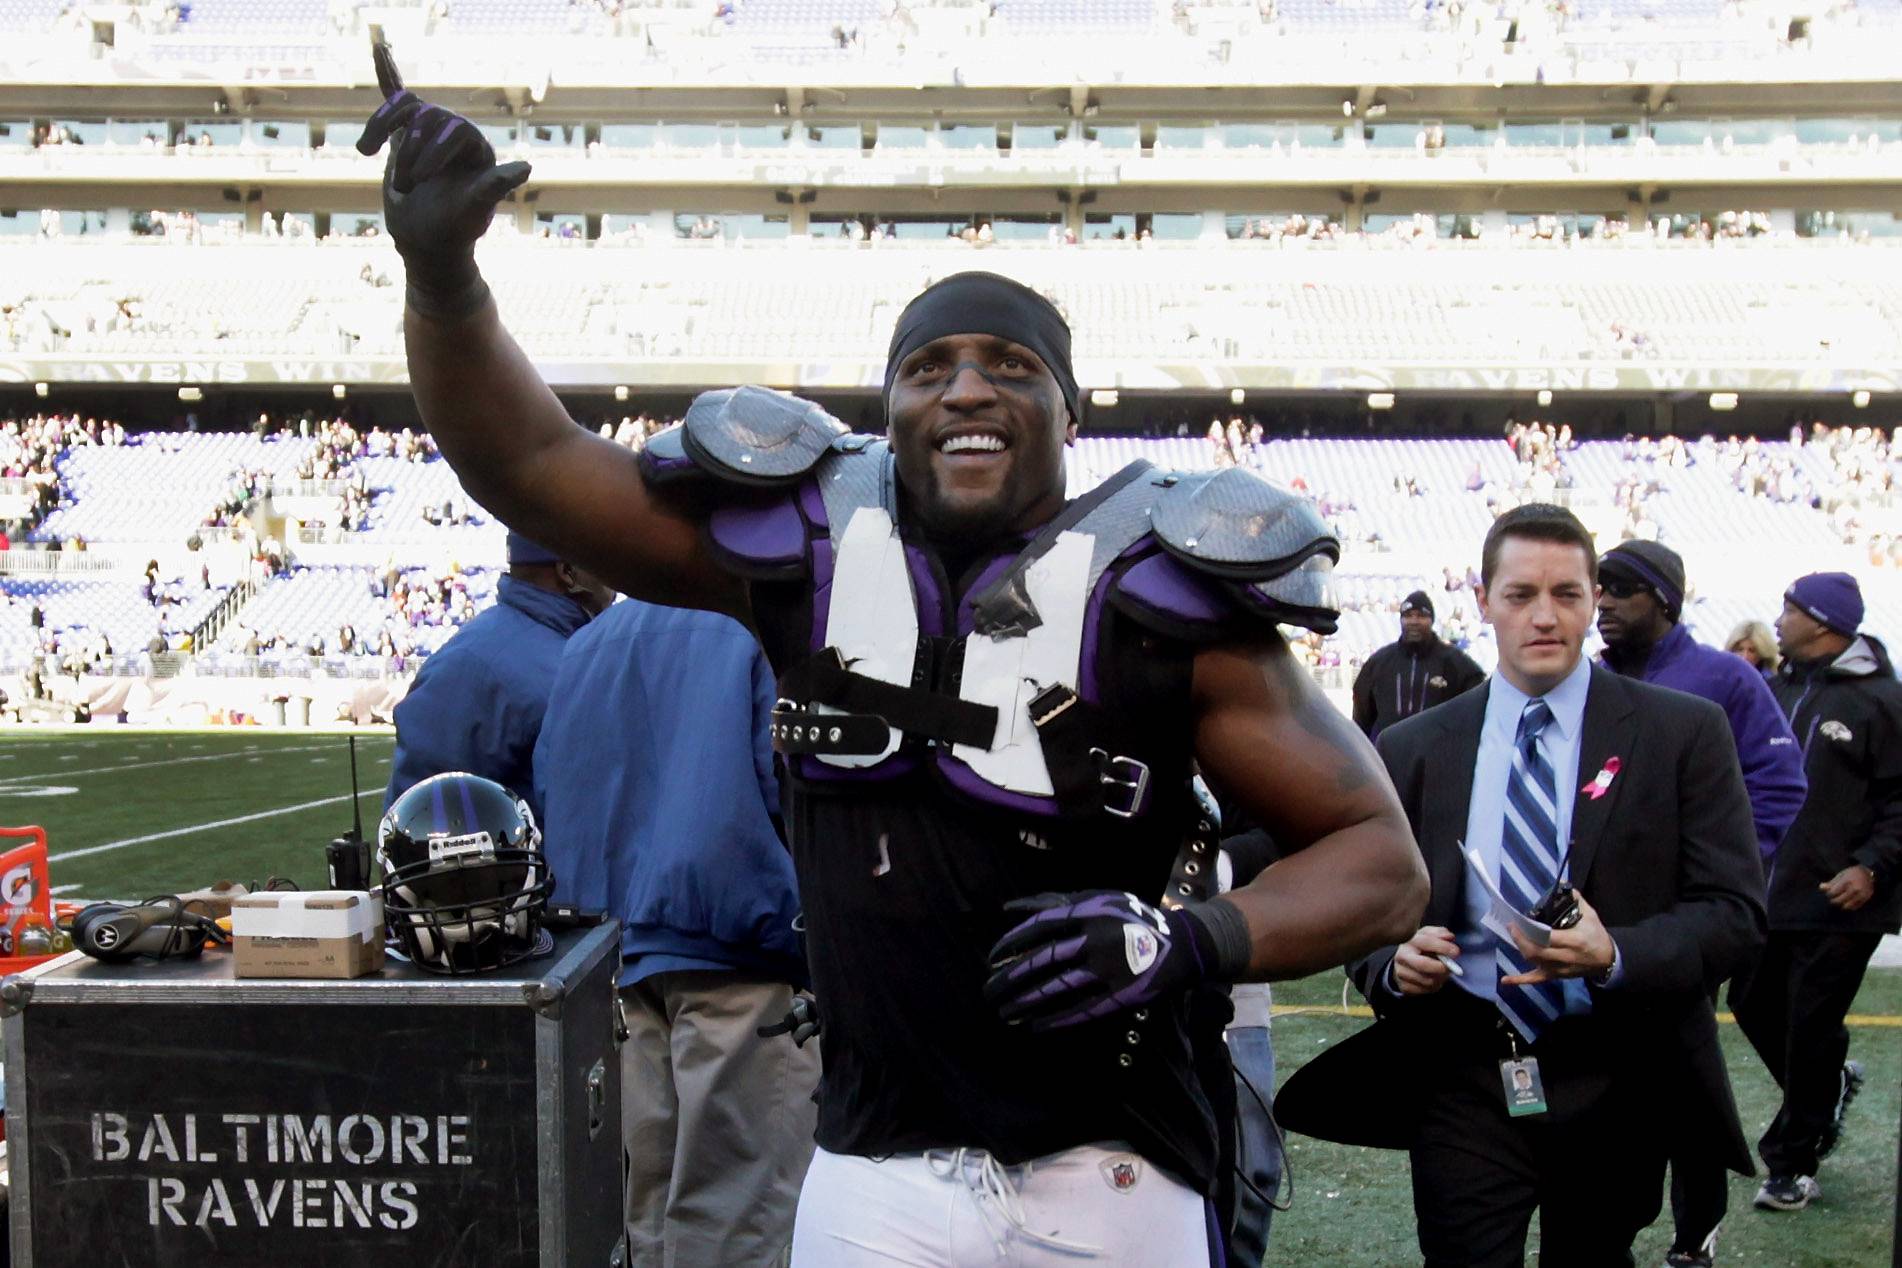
[953,530,1093,796]
[818,506,916,768]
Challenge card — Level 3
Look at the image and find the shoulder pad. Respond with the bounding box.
[1230,554,1340,635]
[636,422,695,485]
[1110,549,1339,641]
[678,386,850,489]
[1150,468,1340,582]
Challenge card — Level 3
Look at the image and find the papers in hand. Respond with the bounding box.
[1463,843,1553,950]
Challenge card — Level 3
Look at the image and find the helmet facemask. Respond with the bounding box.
[377,777,556,974]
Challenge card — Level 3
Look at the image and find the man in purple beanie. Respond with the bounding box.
[1596,541,1806,1267]
[1732,571,1902,1215]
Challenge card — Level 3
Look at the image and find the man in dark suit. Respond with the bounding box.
[1278,504,1766,1268]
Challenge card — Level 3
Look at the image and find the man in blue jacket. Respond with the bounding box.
[385,531,614,820]
[1596,539,1804,1268]
[534,599,815,1267]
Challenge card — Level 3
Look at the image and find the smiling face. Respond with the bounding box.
[1400,609,1434,644]
[886,332,1076,539]
[1476,535,1596,696]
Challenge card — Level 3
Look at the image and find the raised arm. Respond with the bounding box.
[1192,636,1428,978]
[403,302,741,615]
[360,41,743,617]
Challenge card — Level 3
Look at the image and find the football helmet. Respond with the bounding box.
[377,772,554,974]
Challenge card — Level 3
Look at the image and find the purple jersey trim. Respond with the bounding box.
[708,497,806,569]
[905,542,945,637]
[1079,541,1156,703]
[638,447,695,479]
[1116,553,1232,625]
[936,751,1064,818]
[797,478,829,530]
[809,536,835,654]
[795,751,922,783]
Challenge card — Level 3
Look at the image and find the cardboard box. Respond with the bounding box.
[230,890,385,979]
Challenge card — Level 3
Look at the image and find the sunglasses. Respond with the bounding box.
[1600,578,1649,600]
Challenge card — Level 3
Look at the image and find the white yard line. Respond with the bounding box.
[0,739,389,787]
[48,790,384,864]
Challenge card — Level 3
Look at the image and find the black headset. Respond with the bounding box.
[65,897,230,963]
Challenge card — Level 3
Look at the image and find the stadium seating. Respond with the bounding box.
[6,422,1900,679]
[36,433,315,546]
[7,241,1900,369]
[178,0,328,34]
[213,564,499,656]
[0,576,230,662]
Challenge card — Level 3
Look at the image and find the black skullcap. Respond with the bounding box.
[883,271,1080,427]
[1401,590,1435,618]
[1600,540,1686,621]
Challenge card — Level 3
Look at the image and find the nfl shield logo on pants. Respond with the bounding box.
[1101,1155,1143,1193]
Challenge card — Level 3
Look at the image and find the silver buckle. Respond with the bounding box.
[1091,748,1151,820]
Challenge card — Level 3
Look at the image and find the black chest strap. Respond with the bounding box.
[776,645,998,752]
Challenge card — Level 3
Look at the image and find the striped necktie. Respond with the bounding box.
[1497,697,1566,1043]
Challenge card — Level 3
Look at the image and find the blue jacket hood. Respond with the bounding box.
[495,573,594,639]
[385,575,595,821]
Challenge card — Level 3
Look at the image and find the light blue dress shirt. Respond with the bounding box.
[1451,654,1606,1015]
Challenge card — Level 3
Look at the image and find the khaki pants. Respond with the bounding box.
[622,971,820,1268]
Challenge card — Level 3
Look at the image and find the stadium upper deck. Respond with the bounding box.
[4,237,1898,396]
[0,0,1894,419]
[2,0,1900,87]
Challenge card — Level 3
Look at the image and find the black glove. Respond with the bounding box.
[356,40,531,320]
[757,993,821,1048]
[983,890,1220,1032]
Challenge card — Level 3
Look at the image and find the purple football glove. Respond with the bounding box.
[983,890,1213,1031]
[357,40,530,318]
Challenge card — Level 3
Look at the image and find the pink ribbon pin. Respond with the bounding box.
[1582,756,1622,800]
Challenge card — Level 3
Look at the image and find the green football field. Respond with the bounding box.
[0,729,397,898]
[0,728,1894,1265]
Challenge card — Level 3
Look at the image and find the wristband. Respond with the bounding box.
[1179,896,1253,982]
[404,253,490,323]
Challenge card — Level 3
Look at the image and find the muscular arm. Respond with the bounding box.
[1193,637,1428,979]
[405,301,745,618]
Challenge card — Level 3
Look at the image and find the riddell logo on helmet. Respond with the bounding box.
[427,831,496,862]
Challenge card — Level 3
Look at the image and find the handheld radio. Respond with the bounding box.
[325,737,373,890]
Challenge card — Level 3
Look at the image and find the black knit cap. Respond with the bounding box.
[1401,590,1435,618]
[1600,540,1686,621]
[882,271,1081,428]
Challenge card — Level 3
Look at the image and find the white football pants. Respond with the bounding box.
[790,1142,1213,1267]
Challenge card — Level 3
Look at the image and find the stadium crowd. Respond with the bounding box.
[7,412,1900,677]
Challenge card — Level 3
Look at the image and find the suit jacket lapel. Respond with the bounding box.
[1568,666,1638,886]
[1423,684,1486,914]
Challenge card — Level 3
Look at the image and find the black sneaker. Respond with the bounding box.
[1753,1174,1820,1212]
[1664,1226,1718,1267]
[1817,1059,1867,1161]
